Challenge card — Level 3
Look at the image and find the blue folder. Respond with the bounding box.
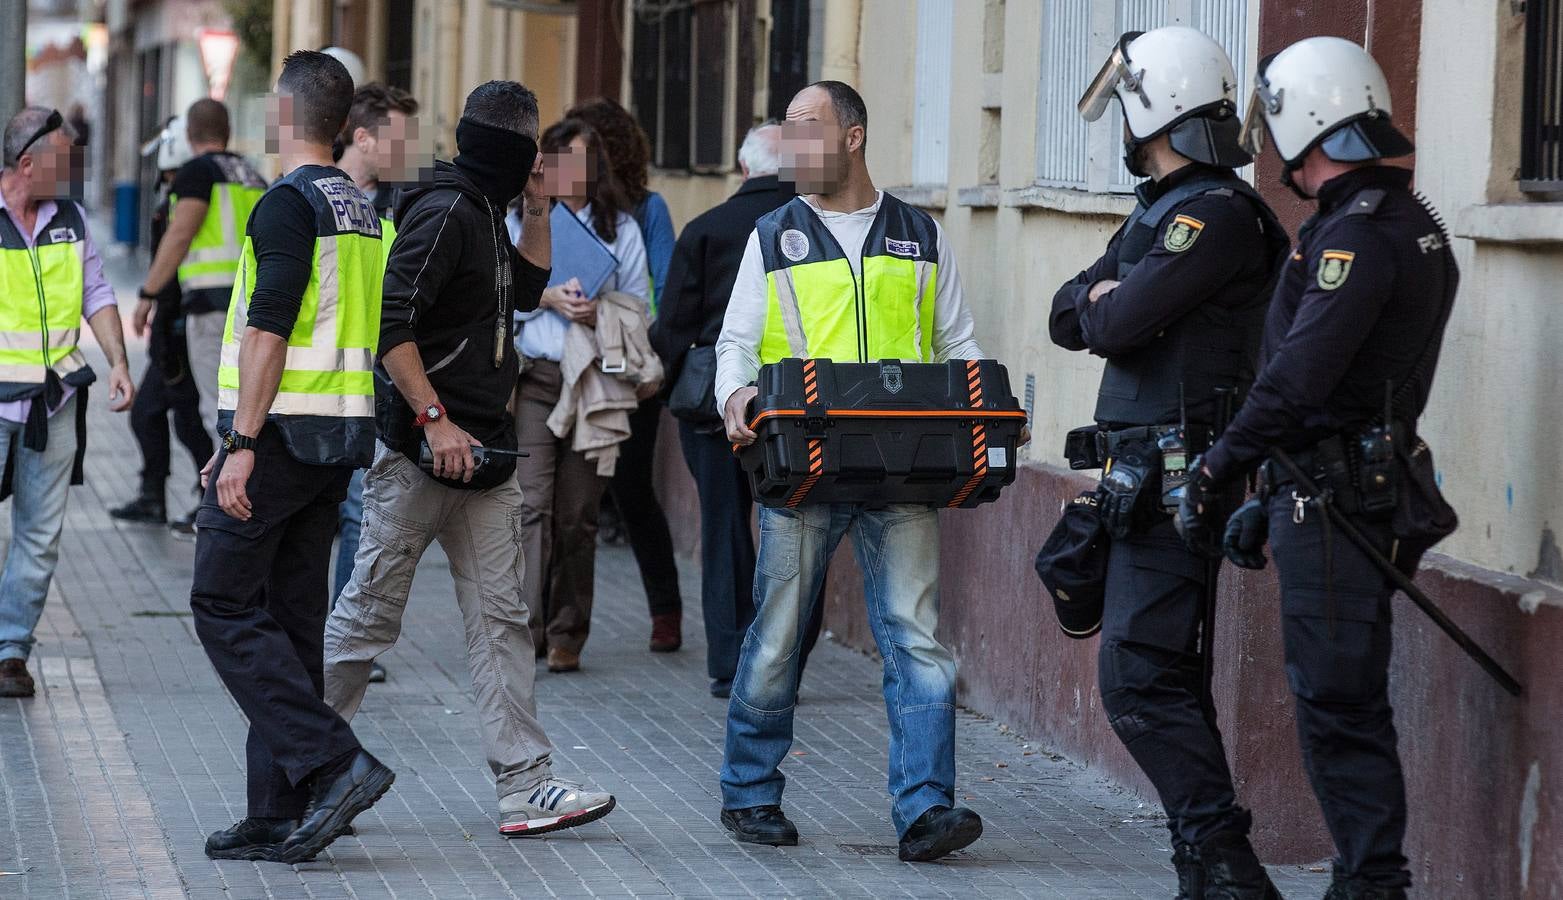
[547,203,618,299]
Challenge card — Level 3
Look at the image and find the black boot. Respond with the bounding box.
[110,495,166,525]
[1322,872,1406,900]
[279,750,395,863]
[1174,841,1206,899]
[204,816,298,861]
[898,805,984,862]
[1198,831,1282,899]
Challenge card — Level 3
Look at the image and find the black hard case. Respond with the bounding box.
[738,359,1027,509]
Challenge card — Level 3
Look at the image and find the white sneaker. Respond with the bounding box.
[498,779,616,837]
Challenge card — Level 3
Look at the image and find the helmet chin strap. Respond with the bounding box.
[1280,163,1315,202]
[1123,138,1152,179]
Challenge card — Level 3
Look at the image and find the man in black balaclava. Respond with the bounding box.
[321,80,619,838]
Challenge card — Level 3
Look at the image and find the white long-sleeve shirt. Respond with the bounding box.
[508,203,649,362]
[714,191,984,412]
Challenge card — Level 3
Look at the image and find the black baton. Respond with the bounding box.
[1270,448,1522,697]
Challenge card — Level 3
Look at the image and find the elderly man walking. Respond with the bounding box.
[0,106,135,698]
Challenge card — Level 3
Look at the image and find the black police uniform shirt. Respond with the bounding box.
[1204,166,1457,483]
[1049,163,1279,426]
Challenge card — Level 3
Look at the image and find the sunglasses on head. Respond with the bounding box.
[10,109,84,166]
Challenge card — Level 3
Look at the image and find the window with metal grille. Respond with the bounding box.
[1035,0,1252,194]
[631,0,778,172]
[1521,0,1563,192]
[768,0,811,120]
[631,3,692,169]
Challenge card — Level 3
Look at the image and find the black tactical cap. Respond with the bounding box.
[1034,490,1109,640]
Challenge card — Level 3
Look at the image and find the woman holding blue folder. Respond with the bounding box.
[508,118,650,674]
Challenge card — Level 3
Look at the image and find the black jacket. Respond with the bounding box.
[651,174,795,381]
[377,160,546,457]
[1204,166,1458,481]
[1049,164,1284,427]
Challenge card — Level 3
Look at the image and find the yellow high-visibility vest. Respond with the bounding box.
[0,201,92,399]
[755,193,940,365]
[220,167,383,466]
[172,153,267,299]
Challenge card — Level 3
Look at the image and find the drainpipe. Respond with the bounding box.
[820,0,862,86]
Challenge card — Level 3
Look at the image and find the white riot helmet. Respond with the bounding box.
[320,46,366,87]
[1239,37,1413,175]
[141,115,194,172]
[1078,26,1250,177]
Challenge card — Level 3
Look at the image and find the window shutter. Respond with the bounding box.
[912,0,955,185]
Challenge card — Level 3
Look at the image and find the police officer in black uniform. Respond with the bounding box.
[1178,38,1457,900]
[1051,26,1288,900]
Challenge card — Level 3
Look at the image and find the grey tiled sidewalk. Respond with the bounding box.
[0,278,1332,897]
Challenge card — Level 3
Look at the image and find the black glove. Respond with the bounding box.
[1222,498,1269,570]
[1174,456,1222,558]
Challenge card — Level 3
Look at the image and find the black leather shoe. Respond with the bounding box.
[898,805,983,862]
[110,496,166,525]
[0,658,35,698]
[204,817,298,861]
[710,679,732,698]
[1173,842,1206,900]
[721,805,799,846]
[279,750,395,864]
[1199,831,1281,899]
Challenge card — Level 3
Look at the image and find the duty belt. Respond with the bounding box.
[1097,424,1213,460]
[1258,422,1411,510]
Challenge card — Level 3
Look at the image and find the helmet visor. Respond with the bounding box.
[1077,45,1130,122]
[1077,34,1145,123]
[1238,88,1267,156]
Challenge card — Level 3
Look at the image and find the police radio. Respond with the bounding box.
[1356,382,1398,515]
[1159,385,1191,513]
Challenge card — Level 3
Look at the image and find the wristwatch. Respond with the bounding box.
[137,286,158,301]
[414,401,446,427]
[223,430,258,452]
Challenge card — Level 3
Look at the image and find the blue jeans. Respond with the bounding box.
[0,395,79,663]
[721,503,957,836]
[333,469,365,603]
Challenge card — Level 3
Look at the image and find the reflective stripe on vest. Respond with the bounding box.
[755,194,938,365]
[175,179,266,293]
[218,172,383,422]
[0,203,90,391]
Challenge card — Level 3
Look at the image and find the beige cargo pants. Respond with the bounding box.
[323,443,554,799]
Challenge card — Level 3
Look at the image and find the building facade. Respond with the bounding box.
[637,2,1563,896]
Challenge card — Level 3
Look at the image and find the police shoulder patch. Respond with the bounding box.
[1163,214,1205,253]
[1316,249,1356,290]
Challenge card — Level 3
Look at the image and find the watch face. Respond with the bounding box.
[425,405,441,421]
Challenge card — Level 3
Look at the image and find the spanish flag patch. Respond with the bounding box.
[1163,214,1205,252]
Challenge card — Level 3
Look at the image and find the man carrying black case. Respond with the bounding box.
[715,81,986,863]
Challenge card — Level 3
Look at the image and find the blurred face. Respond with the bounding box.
[780,86,857,194]
[265,92,309,156]
[541,135,593,201]
[359,110,435,186]
[22,129,83,200]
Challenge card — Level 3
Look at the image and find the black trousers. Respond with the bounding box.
[677,421,823,683]
[1267,496,1409,889]
[1098,517,1250,849]
[609,397,683,617]
[129,361,210,498]
[189,426,361,819]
